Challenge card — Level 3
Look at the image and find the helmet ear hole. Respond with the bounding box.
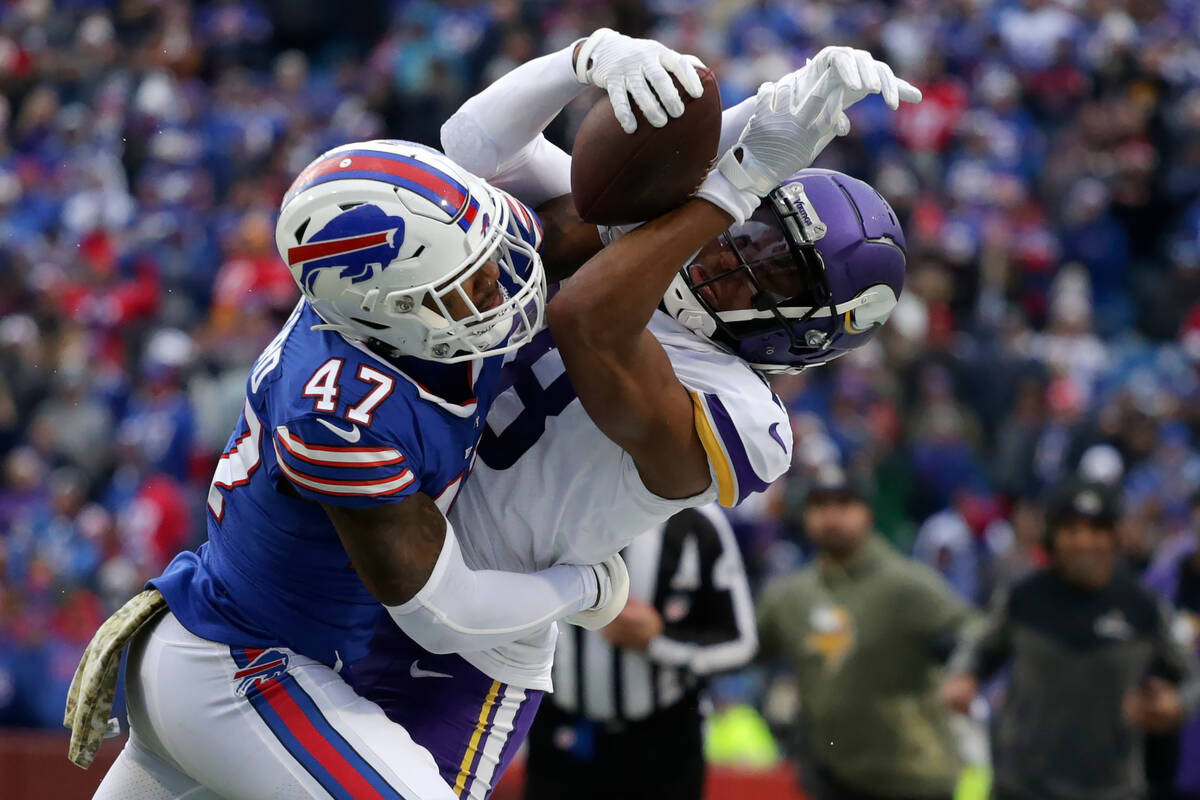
[293,219,310,244]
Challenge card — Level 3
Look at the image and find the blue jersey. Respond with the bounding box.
[152,200,541,668]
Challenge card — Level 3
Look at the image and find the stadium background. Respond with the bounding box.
[1,0,1199,797]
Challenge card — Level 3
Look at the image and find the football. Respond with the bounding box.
[571,66,722,226]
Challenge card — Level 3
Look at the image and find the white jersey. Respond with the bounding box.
[449,311,791,690]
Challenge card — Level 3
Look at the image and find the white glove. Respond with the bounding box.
[809,45,923,117]
[697,50,922,224]
[575,27,706,134]
[565,553,630,630]
[696,70,848,224]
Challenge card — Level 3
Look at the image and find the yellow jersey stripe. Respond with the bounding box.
[453,680,502,797]
[691,391,737,507]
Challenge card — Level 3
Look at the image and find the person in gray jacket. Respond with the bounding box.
[942,479,1200,800]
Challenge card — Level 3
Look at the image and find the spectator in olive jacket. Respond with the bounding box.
[758,468,972,800]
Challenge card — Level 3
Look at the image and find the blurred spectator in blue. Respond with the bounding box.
[116,328,197,484]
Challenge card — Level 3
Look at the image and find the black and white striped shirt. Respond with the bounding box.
[549,504,757,722]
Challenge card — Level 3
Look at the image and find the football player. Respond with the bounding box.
[80,34,712,800]
[344,32,918,800]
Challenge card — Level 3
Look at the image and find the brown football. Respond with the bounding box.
[571,66,722,226]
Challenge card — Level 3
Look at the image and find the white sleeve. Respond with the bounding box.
[485,135,572,207]
[441,45,580,206]
[386,521,598,654]
[442,47,754,209]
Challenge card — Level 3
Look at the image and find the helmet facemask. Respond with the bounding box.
[305,181,546,363]
[409,195,545,361]
[674,182,839,370]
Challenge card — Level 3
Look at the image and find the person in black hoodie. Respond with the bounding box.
[942,479,1200,800]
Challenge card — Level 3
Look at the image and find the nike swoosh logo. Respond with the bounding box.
[409,660,453,680]
[316,418,361,443]
[769,422,788,453]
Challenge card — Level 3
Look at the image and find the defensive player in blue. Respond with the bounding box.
[80,140,640,800]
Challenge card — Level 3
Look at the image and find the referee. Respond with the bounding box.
[524,504,757,800]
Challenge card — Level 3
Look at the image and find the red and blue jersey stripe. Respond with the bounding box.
[272,420,417,506]
[285,148,481,232]
[230,647,409,800]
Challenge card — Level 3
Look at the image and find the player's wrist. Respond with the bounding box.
[696,153,762,225]
[571,39,586,74]
[572,28,612,85]
[565,554,629,630]
[589,563,608,609]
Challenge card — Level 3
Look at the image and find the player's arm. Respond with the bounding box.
[320,496,627,652]
[442,29,704,208]
[533,194,603,283]
[551,200,730,499]
[443,31,697,282]
[445,37,916,283]
[273,416,626,651]
[528,84,769,284]
[443,29,702,281]
[548,67,861,501]
[442,29,722,282]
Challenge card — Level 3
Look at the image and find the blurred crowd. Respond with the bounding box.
[0,0,1198,783]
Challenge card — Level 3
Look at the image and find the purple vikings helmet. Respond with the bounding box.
[663,168,906,374]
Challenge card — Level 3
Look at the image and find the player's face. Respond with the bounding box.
[686,230,811,313]
[429,259,503,321]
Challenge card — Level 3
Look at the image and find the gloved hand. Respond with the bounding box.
[806,45,923,124]
[574,27,706,134]
[696,70,849,224]
[697,50,921,224]
[565,553,630,630]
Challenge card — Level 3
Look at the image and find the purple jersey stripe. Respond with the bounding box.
[704,392,772,506]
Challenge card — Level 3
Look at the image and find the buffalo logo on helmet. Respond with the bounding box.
[286,204,407,295]
[232,648,291,696]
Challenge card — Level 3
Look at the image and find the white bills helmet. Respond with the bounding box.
[275,140,545,362]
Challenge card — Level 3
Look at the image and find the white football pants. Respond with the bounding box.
[93,611,457,800]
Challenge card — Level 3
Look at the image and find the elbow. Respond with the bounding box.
[546,293,582,339]
[364,573,412,608]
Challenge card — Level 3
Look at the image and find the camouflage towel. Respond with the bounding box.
[63,588,167,769]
